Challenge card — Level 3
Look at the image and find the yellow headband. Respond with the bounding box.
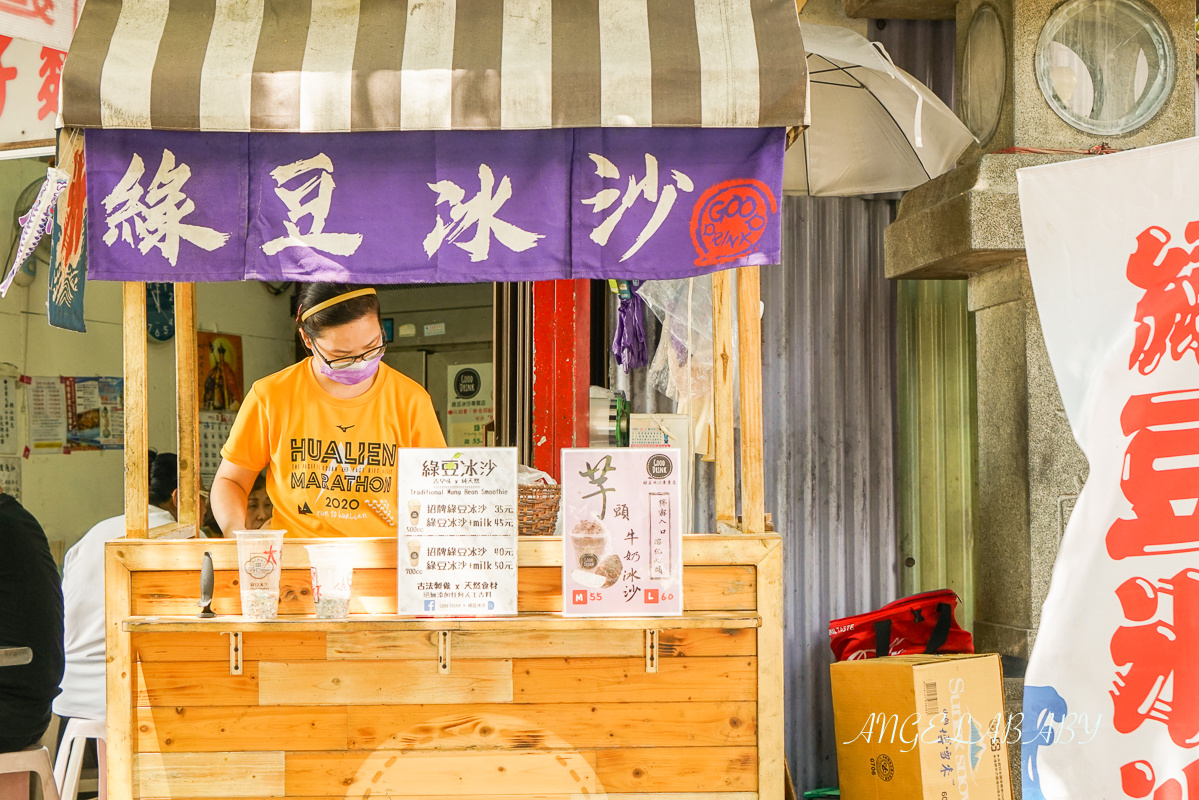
[299,288,377,323]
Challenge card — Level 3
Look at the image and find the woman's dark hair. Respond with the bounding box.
[296,283,381,340]
[148,451,178,507]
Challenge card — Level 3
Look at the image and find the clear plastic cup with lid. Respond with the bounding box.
[234,529,285,620]
[306,542,356,619]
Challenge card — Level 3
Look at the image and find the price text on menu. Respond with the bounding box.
[561,448,684,617]
[396,447,518,616]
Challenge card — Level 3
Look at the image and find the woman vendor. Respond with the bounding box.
[210,283,445,537]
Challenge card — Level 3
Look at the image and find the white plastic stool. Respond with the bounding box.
[0,745,58,800]
[52,720,104,800]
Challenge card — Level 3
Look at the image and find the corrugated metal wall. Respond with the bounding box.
[769,19,961,791]
[768,195,899,789]
[610,18,961,790]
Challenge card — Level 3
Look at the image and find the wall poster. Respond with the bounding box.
[65,376,123,450]
[396,447,517,617]
[198,332,244,412]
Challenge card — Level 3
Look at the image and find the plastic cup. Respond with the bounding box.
[235,529,285,620]
[306,543,356,619]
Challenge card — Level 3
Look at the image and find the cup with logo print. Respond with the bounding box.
[235,529,285,620]
[306,543,355,619]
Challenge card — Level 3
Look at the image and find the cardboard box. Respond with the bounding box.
[830,654,1014,800]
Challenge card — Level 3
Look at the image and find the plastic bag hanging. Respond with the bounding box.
[611,279,650,372]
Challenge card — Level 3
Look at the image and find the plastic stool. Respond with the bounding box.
[52,720,104,800]
[0,745,58,800]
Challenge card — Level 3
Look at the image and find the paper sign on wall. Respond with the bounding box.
[561,448,683,616]
[0,376,17,455]
[199,410,237,489]
[446,363,493,447]
[27,376,65,453]
[396,447,517,617]
[0,455,19,500]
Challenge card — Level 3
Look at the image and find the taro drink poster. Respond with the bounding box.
[396,447,517,617]
[561,448,683,617]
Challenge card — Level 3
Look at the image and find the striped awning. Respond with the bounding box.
[62,0,808,133]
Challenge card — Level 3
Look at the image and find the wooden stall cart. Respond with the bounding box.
[109,262,779,800]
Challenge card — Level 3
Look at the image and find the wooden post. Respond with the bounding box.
[737,267,766,535]
[712,270,736,528]
[757,540,785,799]
[174,284,200,527]
[123,282,148,538]
[104,545,135,799]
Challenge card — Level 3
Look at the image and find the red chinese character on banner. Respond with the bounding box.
[1111,569,1199,747]
[0,37,19,119]
[37,47,63,121]
[0,0,54,25]
[1128,223,1199,375]
[1107,390,1199,560]
[1122,758,1199,799]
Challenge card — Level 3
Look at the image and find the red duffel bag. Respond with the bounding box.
[828,589,973,661]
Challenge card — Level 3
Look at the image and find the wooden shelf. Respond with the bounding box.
[122,610,761,633]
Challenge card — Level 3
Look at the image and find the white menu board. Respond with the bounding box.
[561,448,683,617]
[396,448,518,617]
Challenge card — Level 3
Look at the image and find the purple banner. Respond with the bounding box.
[85,128,784,283]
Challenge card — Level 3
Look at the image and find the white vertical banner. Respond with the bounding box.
[1018,138,1199,799]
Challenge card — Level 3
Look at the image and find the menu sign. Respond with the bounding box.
[561,448,683,617]
[396,447,518,617]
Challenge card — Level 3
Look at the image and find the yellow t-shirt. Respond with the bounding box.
[221,359,446,537]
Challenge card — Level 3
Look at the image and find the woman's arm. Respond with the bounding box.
[210,459,259,535]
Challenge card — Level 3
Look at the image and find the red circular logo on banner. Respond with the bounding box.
[690,179,778,267]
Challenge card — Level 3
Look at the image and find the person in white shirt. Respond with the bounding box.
[54,451,197,797]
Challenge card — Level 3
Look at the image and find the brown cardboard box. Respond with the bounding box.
[830,653,1014,800]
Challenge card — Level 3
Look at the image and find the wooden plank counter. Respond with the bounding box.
[107,534,783,800]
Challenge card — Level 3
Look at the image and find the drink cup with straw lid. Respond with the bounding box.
[307,542,356,619]
[235,529,285,619]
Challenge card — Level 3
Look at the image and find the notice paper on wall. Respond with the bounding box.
[446,363,493,447]
[396,448,518,617]
[560,448,683,617]
[0,456,19,500]
[0,376,18,455]
[27,376,66,454]
[65,377,124,451]
[199,411,237,489]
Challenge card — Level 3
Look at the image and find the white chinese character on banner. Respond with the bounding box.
[262,154,363,257]
[101,149,231,266]
[423,164,543,262]
[582,153,694,262]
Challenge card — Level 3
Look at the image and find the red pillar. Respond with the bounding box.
[531,279,591,481]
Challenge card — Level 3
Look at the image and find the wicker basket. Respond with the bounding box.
[518,483,561,536]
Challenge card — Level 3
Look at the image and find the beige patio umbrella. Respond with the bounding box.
[785,23,975,196]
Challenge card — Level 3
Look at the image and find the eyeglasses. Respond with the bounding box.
[309,333,387,370]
